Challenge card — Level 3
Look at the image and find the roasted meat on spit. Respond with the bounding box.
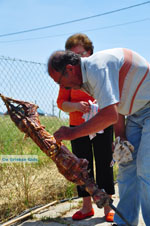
[0,94,111,208]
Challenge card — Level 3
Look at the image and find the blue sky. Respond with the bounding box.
[0,0,150,63]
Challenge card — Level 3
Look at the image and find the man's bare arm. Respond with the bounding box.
[54,104,118,141]
[114,113,126,140]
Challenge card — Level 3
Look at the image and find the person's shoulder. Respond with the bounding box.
[91,48,124,65]
[84,49,113,61]
[93,48,123,56]
[58,87,71,98]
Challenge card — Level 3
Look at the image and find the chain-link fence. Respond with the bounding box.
[0,55,69,155]
[0,55,68,120]
[0,57,73,222]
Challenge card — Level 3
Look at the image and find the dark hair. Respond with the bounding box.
[48,50,81,74]
[65,33,94,54]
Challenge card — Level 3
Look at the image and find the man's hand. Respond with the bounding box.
[55,104,118,142]
[54,126,76,142]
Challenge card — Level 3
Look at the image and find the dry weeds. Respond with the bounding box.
[0,158,77,222]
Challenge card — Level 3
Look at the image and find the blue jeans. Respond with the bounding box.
[114,102,150,226]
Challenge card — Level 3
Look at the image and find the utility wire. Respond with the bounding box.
[0,1,149,38]
[0,18,149,44]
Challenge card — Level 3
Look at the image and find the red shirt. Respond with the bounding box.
[57,88,95,125]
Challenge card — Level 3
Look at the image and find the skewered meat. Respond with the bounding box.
[0,94,110,208]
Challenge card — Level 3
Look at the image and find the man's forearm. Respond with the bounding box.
[73,104,118,139]
[114,113,126,139]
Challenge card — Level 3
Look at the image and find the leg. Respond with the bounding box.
[93,126,115,217]
[93,126,114,194]
[114,115,141,225]
[71,133,93,214]
[136,111,150,225]
[71,134,94,197]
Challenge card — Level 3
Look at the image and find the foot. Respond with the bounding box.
[105,212,114,222]
[104,205,113,215]
[72,208,94,220]
[104,205,114,222]
[81,196,93,214]
[79,206,93,214]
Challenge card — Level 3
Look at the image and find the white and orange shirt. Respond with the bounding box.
[81,48,150,115]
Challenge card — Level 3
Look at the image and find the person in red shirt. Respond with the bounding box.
[57,33,114,222]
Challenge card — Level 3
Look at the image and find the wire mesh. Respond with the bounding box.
[0,56,68,117]
[0,55,69,154]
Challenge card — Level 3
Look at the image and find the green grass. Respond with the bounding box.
[0,115,118,179]
[0,115,75,221]
[0,115,71,156]
[0,115,118,222]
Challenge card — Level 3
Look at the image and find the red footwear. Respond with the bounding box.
[105,212,114,222]
[72,208,94,220]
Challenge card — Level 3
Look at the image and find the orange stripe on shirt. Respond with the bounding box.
[129,63,150,114]
[119,49,132,98]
